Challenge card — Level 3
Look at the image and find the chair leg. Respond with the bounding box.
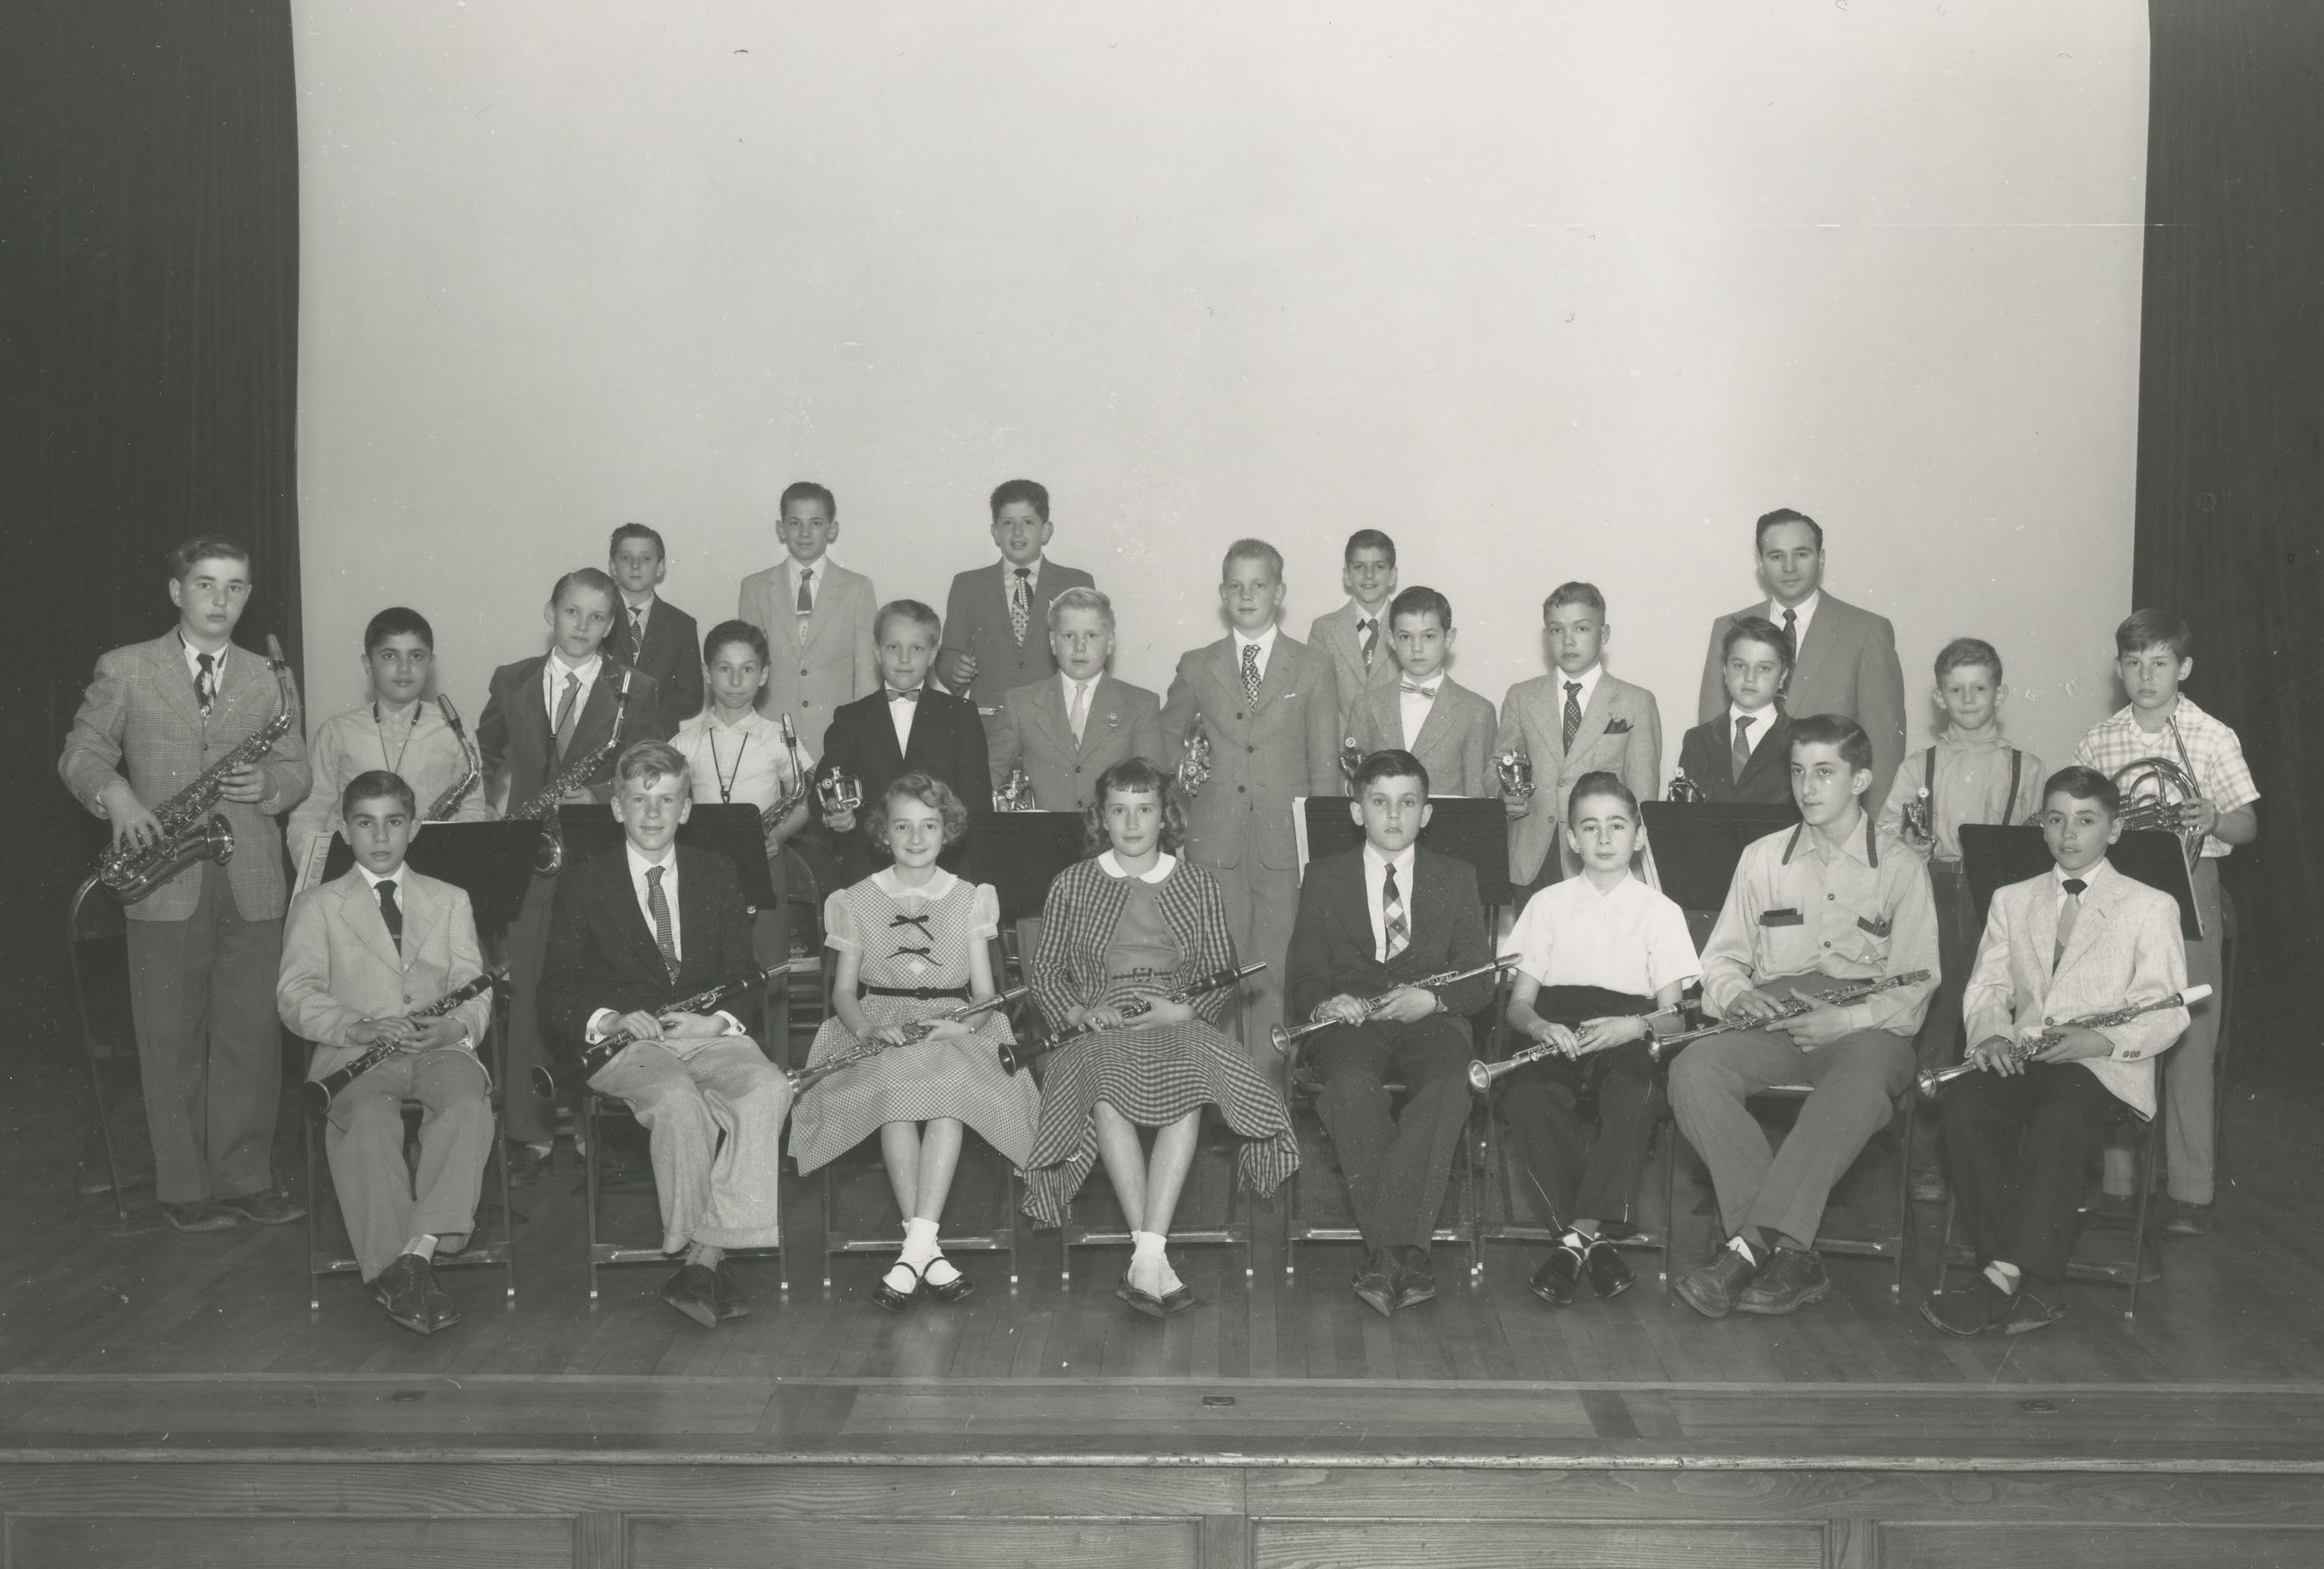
[66,880,131,1231]
[821,1164,838,1292]
[1891,1097,1914,1296]
[305,1114,324,1313]
[1935,1192,1958,1298]
[2127,1109,2160,1319]
[584,1097,603,1304]
[496,1132,517,1305]
[1659,1113,1678,1297]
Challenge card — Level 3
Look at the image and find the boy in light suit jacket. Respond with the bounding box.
[609,524,704,736]
[1921,767,2190,1337]
[1162,539,1342,1069]
[1307,529,1403,738]
[935,479,1096,748]
[988,587,1164,811]
[1495,583,1661,892]
[736,480,880,755]
[58,535,312,1233]
[278,771,497,1336]
[1346,586,1495,795]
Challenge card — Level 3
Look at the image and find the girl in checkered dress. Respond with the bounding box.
[791,775,1041,1310]
[1021,759,1297,1314]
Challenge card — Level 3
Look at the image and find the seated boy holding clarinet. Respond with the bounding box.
[1919,765,2192,1337]
[277,770,496,1337]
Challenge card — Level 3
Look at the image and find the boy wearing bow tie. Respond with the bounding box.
[1345,586,1495,795]
[817,600,990,884]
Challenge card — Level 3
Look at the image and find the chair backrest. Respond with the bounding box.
[1301,795,1511,911]
[966,810,1089,925]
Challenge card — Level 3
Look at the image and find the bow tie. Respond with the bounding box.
[892,944,933,958]
[889,912,933,931]
[886,688,921,704]
[1400,681,1439,698]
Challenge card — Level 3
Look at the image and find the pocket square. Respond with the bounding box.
[1604,718,1632,735]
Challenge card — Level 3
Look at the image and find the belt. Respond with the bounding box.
[860,983,971,1001]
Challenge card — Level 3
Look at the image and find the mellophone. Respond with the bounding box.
[302,965,510,1115]
[1269,955,1522,1057]
[533,963,784,1097]
[1467,968,1935,1091]
[1914,985,2212,1098]
[997,961,1267,1076]
[791,983,1032,1095]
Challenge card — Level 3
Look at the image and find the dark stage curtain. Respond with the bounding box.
[0,2,301,989]
[2138,4,2324,1080]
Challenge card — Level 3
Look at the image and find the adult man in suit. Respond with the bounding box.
[59,536,312,1232]
[1696,508,1908,804]
[1922,766,2189,1337]
[1495,583,1661,892]
[478,567,672,1182]
[736,480,880,758]
[278,770,496,1335]
[1306,529,1403,739]
[816,599,991,883]
[609,524,703,733]
[1162,539,1343,1071]
[542,740,790,1330]
[934,479,1096,749]
[988,587,1165,811]
[1287,750,1497,1316]
[1675,614,1801,808]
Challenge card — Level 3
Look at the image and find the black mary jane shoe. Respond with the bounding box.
[1584,1237,1635,1301]
[872,1260,923,1313]
[1157,1282,1194,1315]
[921,1262,975,1305]
[1530,1242,1586,1307]
[1120,1269,1166,1319]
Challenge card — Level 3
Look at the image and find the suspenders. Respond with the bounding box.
[1923,744,2023,831]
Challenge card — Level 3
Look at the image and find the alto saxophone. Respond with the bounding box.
[759,714,816,846]
[509,671,631,875]
[422,695,482,820]
[95,634,300,904]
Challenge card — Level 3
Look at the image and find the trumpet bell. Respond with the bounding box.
[1914,1067,1945,1099]
[1267,1024,1296,1055]
[1464,1060,1495,1093]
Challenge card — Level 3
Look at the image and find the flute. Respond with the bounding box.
[1915,985,2210,1098]
[999,961,1265,1076]
[534,964,784,1098]
[1270,955,1520,1057]
[791,984,1032,1095]
[302,966,507,1116]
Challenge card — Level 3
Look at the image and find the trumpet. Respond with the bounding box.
[1915,985,2210,1098]
[1337,737,1365,792]
[96,634,299,903]
[999,961,1265,1076]
[1177,714,1213,798]
[815,765,863,823]
[2111,755,2205,860]
[1666,767,1709,804]
[1269,955,1520,1056]
[302,967,508,1116]
[509,671,631,875]
[1495,749,1536,802]
[993,765,1037,812]
[1470,969,1935,1089]
[535,962,782,1097]
[759,714,816,844]
[1899,786,1935,846]
[792,984,1032,1095]
[422,695,482,821]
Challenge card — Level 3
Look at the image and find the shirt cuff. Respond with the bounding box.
[714,1010,746,1036]
[585,1008,617,1041]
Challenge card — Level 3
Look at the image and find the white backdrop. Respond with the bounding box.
[292,1,2150,774]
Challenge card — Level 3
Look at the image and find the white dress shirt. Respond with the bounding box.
[1509,873,1702,997]
[1768,590,1821,651]
[1556,663,1604,723]
[1004,557,1044,597]
[584,841,743,1041]
[178,633,228,686]
[541,650,604,730]
[1232,624,1280,686]
[887,684,923,752]
[787,556,827,614]
[355,862,478,1045]
[675,709,799,810]
[1727,701,1776,757]
[1360,841,1418,963]
[1398,675,1442,748]
[1060,671,1098,742]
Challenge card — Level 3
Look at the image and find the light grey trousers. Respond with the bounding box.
[592,1036,791,1252]
[324,1046,493,1282]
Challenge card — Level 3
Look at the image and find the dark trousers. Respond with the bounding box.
[1910,861,1980,1172]
[1313,1015,1471,1251]
[500,870,557,1145]
[124,859,285,1205]
[1944,1061,2120,1287]
[1498,1044,1658,1230]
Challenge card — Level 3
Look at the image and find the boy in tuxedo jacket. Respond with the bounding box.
[988,587,1164,811]
[278,771,496,1336]
[1346,586,1496,796]
[542,741,790,1330]
[935,479,1096,749]
[1287,749,1496,1317]
[478,567,671,1182]
[736,481,880,754]
[817,600,991,884]
[1674,615,1800,808]
[609,524,703,736]
[1306,529,1403,738]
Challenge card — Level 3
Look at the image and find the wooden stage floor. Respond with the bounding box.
[4,1032,2320,1566]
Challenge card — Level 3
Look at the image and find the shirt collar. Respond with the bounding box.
[887,682,925,701]
[1770,589,1822,624]
[1557,664,1603,707]
[1061,669,1098,698]
[354,862,401,893]
[873,865,959,899]
[2055,857,2110,895]
[622,592,655,615]
[178,632,228,677]
[1002,556,1043,584]
[1099,849,1177,884]
[1401,673,1442,694]
[625,840,676,880]
[1349,599,1387,628]
[1789,809,1876,868]
[549,650,603,683]
[789,554,828,585]
[1727,700,1775,730]
[1363,840,1417,882]
[1232,624,1279,661]
[1937,724,2007,751]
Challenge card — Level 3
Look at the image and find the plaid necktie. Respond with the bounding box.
[1009,567,1032,647]
[1241,642,1262,707]
[1561,681,1583,754]
[376,878,403,951]
[795,567,815,616]
[1358,617,1378,669]
[1731,713,1756,781]
[628,605,646,663]
[551,671,580,761]
[1068,679,1090,742]
[647,865,680,983]
[2051,878,2086,971]
[1381,862,1409,961]
[194,652,216,717]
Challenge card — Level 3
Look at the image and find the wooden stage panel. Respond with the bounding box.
[1253,1520,1824,1568]
[1877,1523,2324,1569]
[630,1517,1202,1568]
[7,1513,574,1568]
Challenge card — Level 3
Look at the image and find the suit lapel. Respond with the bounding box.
[1739,712,1788,793]
[1791,601,1830,693]
[2056,874,2118,978]
[1029,678,1075,758]
[334,873,404,973]
[871,698,908,775]
[513,656,557,769]
[1563,677,1615,761]
[148,636,210,738]
[764,577,804,662]
[1407,682,1450,757]
[1082,676,1124,757]
[1255,637,1301,714]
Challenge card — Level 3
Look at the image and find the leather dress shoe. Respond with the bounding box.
[1392,1248,1437,1311]
[1351,1249,1399,1318]
[2161,1199,2213,1236]
[2004,1285,2070,1335]
[1675,1242,1765,1321]
[1531,1242,1586,1307]
[1920,1275,2011,1338]
[218,1188,305,1225]
[372,1254,435,1336]
[660,1262,721,1328]
[505,1143,550,1188]
[1583,1238,1634,1301]
[160,1199,237,1233]
[872,1260,922,1313]
[1736,1247,1831,1315]
[419,1268,462,1333]
[712,1261,752,1321]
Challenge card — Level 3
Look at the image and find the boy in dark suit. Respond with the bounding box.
[935,478,1096,749]
[1286,749,1496,1317]
[609,524,703,735]
[478,567,672,1182]
[542,740,790,1329]
[1307,529,1403,738]
[988,587,1164,811]
[1162,539,1343,1070]
[58,535,312,1232]
[817,599,991,883]
[1674,615,1800,807]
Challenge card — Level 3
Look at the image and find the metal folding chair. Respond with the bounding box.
[63,874,142,1229]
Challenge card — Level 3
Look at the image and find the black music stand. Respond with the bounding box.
[552,802,776,909]
[1639,802,1799,942]
[966,810,1089,925]
[1959,825,2201,939]
[1301,796,1512,910]
[320,820,541,932]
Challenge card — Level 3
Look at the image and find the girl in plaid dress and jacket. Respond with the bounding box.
[1021,758,1297,1315]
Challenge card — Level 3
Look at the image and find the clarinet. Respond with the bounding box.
[793,984,1034,1095]
[1269,955,1520,1057]
[999,961,1265,1076]
[1916,985,2212,1098]
[301,966,507,1116]
[532,963,783,1098]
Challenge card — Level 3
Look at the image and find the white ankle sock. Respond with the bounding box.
[1559,1228,1588,1251]
[401,1235,437,1261]
[1984,1260,2021,1295]
[900,1216,940,1268]
[1132,1230,1166,1260]
[1725,1234,1759,1267]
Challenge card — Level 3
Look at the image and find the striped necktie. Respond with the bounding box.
[2051,878,2086,971]
[1731,714,1756,780]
